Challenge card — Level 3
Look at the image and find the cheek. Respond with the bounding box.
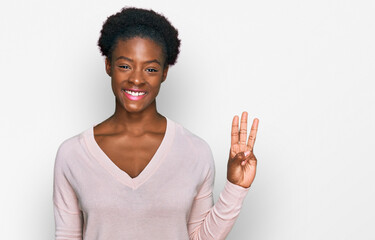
[110,71,126,85]
[150,79,163,93]
[110,75,124,96]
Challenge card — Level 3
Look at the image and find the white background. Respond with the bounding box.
[1,0,374,239]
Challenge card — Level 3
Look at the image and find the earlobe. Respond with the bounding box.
[161,66,169,83]
[105,58,112,76]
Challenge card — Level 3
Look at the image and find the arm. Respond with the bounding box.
[53,145,83,240]
[187,164,249,240]
[188,112,259,239]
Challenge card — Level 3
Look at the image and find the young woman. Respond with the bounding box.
[53,7,259,240]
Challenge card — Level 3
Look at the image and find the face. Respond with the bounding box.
[105,37,169,114]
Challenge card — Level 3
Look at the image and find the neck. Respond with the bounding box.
[108,100,165,133]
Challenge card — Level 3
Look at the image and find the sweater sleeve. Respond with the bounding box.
[53,143,83,240]
[187,147,250,240]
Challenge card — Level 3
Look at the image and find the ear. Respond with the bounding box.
[161,65,169,83]
[105,57,112,76]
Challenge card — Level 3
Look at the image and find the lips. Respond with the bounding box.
[122,88,147,101]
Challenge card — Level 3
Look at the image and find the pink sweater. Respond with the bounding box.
[53,117,249,239]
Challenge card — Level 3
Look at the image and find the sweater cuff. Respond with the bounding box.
[213,180,250,220]
[222,179,250,204]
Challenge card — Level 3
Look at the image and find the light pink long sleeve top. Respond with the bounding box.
[53,117,249,239]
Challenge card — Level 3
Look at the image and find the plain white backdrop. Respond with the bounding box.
[1,0,374,239]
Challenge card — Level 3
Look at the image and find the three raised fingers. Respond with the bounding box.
[231,112,259,151]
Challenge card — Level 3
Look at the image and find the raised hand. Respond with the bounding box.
[227,112,259,188]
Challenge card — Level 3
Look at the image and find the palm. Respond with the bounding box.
[227,112,259,188]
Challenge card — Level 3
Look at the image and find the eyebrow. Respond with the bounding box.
[115,56,161,66]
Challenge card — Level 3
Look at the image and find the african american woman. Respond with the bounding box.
[53,7,259,240]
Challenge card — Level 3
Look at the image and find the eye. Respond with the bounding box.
[119,65,130,70]
[146,68,158,73]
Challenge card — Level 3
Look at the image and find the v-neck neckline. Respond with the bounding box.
[83,117,175,189]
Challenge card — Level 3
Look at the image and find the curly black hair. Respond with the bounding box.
[98,7,181,66]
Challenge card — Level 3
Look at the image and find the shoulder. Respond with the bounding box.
[54,128,89,167]
[56,132,82,157]
[173,120,211,149]
[171,119,215,167]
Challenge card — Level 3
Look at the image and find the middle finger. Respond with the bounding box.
[239,111,248,145]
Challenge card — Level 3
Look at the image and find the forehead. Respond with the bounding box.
[112,37,164,62]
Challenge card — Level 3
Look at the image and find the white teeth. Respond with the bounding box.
[124,90,146,96]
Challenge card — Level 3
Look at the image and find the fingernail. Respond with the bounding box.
[244,151,250,156]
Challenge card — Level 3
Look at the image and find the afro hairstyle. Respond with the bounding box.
[98,7,181,66]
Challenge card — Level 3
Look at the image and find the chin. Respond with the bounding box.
[123,102,150,113]
[123,105,143,113]
[115,94,156,114]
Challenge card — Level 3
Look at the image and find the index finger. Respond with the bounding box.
[247,118,259,151]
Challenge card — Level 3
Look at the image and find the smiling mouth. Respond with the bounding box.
[121,89,147,100]
[122,89,147,96]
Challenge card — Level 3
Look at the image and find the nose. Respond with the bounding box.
[128,69,145,85]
